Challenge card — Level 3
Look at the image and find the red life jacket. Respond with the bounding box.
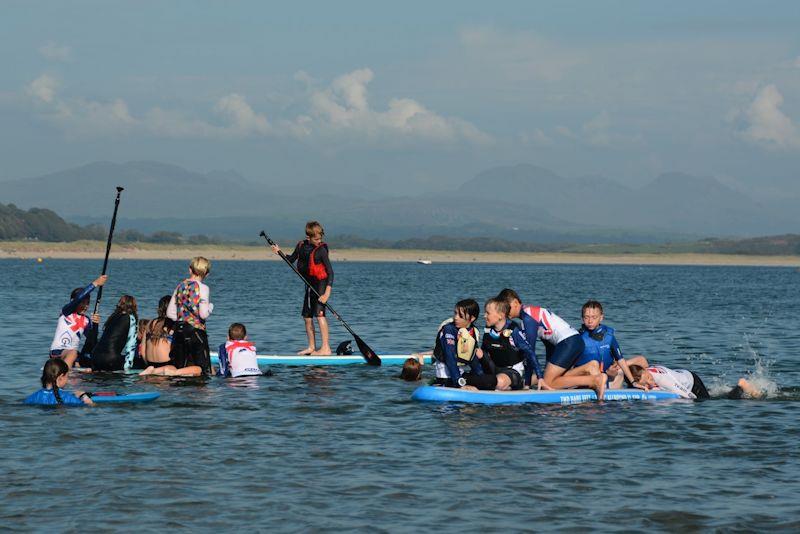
[308,243,328,281]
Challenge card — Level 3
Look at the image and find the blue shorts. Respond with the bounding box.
[545,335,585,370]
[50,349,65,357]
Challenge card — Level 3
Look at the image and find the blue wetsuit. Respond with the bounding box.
[24,388,85,406]
[433,322,483,387]
[574,325,623,371]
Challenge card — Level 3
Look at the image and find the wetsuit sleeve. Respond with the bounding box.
[317,245,334,287]
[61,283,96,316]
[478,335,496,375]
[166,290,178,321]
[610,335,623,361]
[198,283,211,319]
[285,242,302,264]
[439,324,462,387]
[217,343,229,377]
[514,329,542,384]
[60,391,86,406]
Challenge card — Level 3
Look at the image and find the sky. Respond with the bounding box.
[1,0,799,196]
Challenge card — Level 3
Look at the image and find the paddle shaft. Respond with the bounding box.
[260,231,380,365]
[93,187,124,315]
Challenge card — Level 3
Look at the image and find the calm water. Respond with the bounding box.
[1,258,799,532]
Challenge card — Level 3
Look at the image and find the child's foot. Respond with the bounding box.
[139,366,155,376]
[738,378,763,398]
[311,346,332,356]
[594,374,607,401]
[297,347,314,355]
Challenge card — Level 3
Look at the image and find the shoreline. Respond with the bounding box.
[2,240,799,266]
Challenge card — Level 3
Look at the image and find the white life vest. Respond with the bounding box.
[648,365,696,399]
[50,313,90,352]
[224,341,261,377]
[521,305,578,345]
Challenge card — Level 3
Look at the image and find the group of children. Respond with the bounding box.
[26,217,765,406]
[26,221,335,406]
[406,289,764,401]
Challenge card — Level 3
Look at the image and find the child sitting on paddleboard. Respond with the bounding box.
[49,274,107,368]
[25,358,94,406]
[431,298,484,388]
[270,221,334,356]
[216,323,264,377]
[141,257,213,377]
[571,300,637,388]
[627,356,764,399]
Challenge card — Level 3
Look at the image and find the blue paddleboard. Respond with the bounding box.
[91,392,160,404]
[411,386,680,405]
[210,352,430,366]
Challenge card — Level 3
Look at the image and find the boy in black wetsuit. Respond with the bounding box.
[271,221,334,355]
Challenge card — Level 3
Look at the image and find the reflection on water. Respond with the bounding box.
[1,259,799,530]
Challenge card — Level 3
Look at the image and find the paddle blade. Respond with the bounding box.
[354,335,381,366]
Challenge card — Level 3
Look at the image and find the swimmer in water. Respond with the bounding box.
[24,358,94,406]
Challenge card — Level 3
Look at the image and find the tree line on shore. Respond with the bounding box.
[2,202,799,255]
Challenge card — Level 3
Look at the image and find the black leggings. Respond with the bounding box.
[464,368,523,391]
[169,323,211,375]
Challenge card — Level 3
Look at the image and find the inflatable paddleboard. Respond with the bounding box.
[90,392,160,404]
[210,352,430,366]
[411,386,680,405]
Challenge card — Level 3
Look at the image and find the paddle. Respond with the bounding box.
[93,187,124,316]
[260,231,381,366]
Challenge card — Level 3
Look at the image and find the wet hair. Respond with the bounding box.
[105,295,138,328]
[147,295,174,341]
[305,220,324,238]
[399,358,422,381]
[137,319,150,341]
[485,297,510,317]
[497,288,522,305]
[582,300,604,315]
[228,322,247,340]
[455,298,480,322]
[41,358,69,405]
[70,287,85,300]
[189,256,211,278]
[629,365,645,381]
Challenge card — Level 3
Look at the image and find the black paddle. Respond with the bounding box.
[260,231,381,366]
[93,186,124,315]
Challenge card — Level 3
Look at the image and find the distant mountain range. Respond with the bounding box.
[2,161,797,242]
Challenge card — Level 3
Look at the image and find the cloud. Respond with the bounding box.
[307,68,491,144]
[25,68,489,145]
[39,41,72,62]
[739,84,800,149]
[581,112,643,148]
[27,74,58,103]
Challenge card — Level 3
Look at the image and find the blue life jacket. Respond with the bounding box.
[574,325,617,370]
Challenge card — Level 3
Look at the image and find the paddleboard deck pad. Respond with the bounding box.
[411,386,680,405]
[90,392,160,404]
[210,352,430,366]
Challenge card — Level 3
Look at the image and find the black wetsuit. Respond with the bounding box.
[286,240,334,318]
[89,313,134,372]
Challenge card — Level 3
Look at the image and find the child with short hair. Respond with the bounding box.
[217,323,263,377]
[165,257,213,376]
[271,221,334,356]
[24,358,94,406]
[572,300,636,388]
[399,358,423,381]
[49,274,107,367]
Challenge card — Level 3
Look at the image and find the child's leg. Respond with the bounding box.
[311,316,331,355]
[162,365,202,377]
[298,318,316,355]
[735,378,764,398]
[60,350,79,368]
[545,363,607,399]
[563,360,601,377]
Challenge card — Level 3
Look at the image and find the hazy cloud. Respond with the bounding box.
[39,41,72,62]
[740,84,800,149]
[27,74,58,103]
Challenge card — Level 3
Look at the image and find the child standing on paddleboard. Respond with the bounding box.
[271,221,334,356]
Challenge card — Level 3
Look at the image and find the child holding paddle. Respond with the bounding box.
[270,221,334,356]
[49,274,107,368]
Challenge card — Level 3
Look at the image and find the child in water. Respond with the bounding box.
[627,356,765,399]
[400,357,423,381]
[25,358,94,406]
[271,221,334,356]
[216,323,263,377]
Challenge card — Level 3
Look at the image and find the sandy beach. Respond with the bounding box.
[2,240,799,266]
